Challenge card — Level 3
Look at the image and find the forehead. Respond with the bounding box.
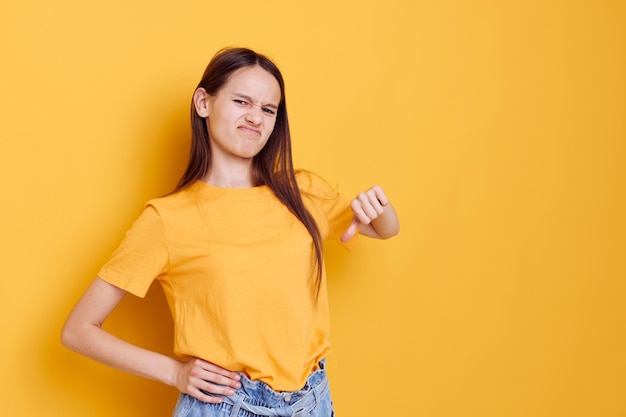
[220,66,281,102]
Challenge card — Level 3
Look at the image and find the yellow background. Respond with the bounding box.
[1,0,625,416]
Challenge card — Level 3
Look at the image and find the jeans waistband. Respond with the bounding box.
[214,361,329,417]
[222,377,328,417]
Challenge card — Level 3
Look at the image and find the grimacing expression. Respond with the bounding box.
[198,65,281,162]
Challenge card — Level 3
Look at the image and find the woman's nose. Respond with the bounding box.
[245,106,263,124]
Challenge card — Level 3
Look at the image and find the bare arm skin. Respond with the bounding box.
[61,277,241,403]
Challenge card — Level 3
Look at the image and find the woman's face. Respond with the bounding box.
[197,65,281,164]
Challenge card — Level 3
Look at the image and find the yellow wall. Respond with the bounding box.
[2,1,625,416]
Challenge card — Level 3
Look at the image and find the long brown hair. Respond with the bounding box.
[176,47,324,294]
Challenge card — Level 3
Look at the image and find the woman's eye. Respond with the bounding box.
[262,108,276,115]
[233,99,248,105]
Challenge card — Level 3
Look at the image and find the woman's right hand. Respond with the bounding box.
[174,358,242,403]
[61,278,241,404]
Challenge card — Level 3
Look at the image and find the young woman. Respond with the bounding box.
[61,47,399,417]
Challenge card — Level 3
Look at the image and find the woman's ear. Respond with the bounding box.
[193,88,211,118]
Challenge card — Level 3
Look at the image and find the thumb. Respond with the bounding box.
[340,217,361,243]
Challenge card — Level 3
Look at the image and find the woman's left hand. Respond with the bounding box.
[341,185,399,242]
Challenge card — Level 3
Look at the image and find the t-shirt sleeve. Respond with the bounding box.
[297,170,358,248]
[97,203,169,298]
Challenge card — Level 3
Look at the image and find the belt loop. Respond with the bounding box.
[312,384,320,408]
[230,395,243,417]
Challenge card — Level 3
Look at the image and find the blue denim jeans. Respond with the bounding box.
[172,360,334,417]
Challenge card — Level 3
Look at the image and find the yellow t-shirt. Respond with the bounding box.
[98,170,355,391]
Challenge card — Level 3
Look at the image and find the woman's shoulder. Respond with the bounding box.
[295,169,341,199]
[143,182,203,212]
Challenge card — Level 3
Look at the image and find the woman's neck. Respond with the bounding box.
[203,160,256,188]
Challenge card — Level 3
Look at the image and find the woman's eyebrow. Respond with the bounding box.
[233,93,278,110]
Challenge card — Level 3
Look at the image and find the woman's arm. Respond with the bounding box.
[61,277,241,403]
[340,185,400,242]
